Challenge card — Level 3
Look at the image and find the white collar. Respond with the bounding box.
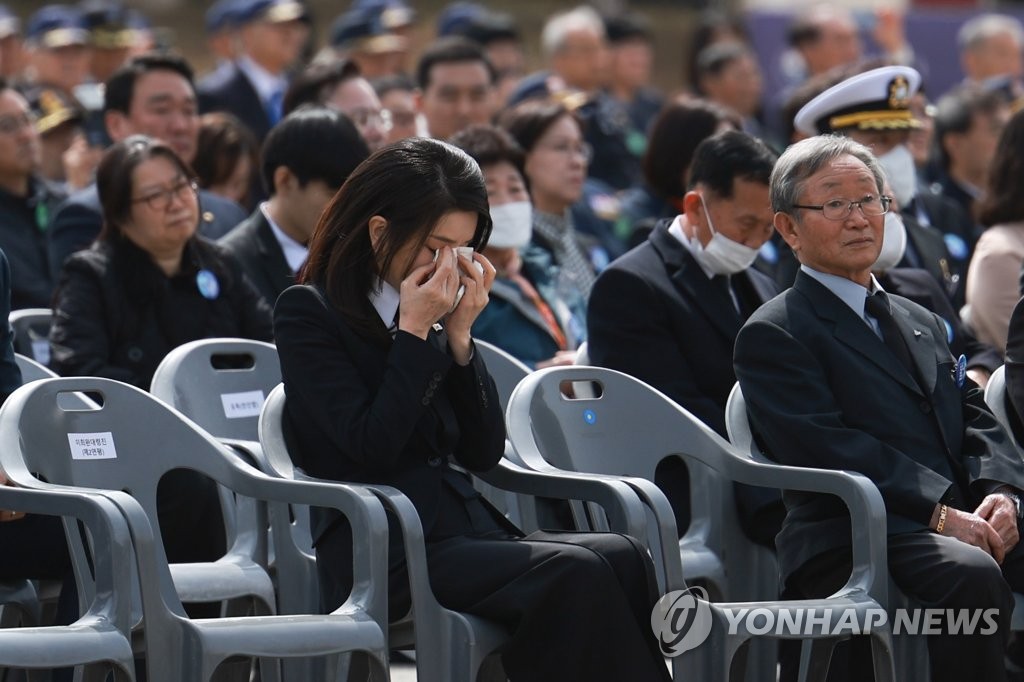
[800,264,883,322]
[668,214,715,280]
[261,203,308,273]
[237,55,288,104]
[368,278,401,328]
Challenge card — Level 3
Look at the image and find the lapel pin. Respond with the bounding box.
[432,322,444,332]
[913,329,922,337]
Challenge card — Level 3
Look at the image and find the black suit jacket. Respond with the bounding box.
[588,220,777,436]
[273,284,507,550]
[218,209,295,307]
[47,184,246,279]
[879,267,1002,373]
[735,271,1024,581]
[198,64,273,143]
[587,221,783,544]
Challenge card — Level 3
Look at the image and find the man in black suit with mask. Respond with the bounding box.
[587,130,783,545]
[735,133,1024,682]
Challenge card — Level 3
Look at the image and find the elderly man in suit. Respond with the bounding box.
[587,130,783,544]
[218,107,369,306]
[735,133,1024,682]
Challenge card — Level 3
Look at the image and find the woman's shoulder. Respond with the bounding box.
[61,241,116,276]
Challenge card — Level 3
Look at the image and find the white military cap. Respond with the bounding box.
[795,65,922,137]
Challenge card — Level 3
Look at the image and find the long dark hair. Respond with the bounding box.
[979,106,1024,227]
[301,137,492,342]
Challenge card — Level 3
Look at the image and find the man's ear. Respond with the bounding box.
[272,166,295,197]
[368,215,388,249]
[104,111,129,142]
[681,190,704,224]
[774,211,801,253]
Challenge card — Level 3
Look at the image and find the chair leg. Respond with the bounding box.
[798,638,838,682]
[869,630,897,682]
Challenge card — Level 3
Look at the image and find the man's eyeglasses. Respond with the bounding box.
[131,179,198,211]
[792,195,892,221]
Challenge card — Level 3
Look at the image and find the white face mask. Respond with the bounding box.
[488,201,533,249]
[872,211,908,273]
[693,194,761,275]
[877,144,917,207]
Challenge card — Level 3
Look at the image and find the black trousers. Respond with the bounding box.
[782,530,1024,682]
[318,524,671,682]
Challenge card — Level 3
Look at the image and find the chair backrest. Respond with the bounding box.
[15,353,56,383]
[506,365,726,535]
[574,341,590,365]
[9,308,52,365]
[473,339,531,414]
[0,376,257,592]
[725,382,759,458]
[985,365,1013,432]
[259,384,299,480]
[150,338,280,442]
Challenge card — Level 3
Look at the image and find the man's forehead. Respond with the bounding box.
[804,158,876,190]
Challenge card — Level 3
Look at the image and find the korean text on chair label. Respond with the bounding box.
[68,432,117,460]
[221,390,265,419]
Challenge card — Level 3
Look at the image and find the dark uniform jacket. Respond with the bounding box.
[49,236,273,388]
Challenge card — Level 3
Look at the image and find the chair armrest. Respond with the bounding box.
[0,486,135,629]
[675,449,888,605]
[483,458,686,593]
[478,458,649,539]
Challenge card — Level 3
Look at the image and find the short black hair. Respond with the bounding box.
[688,130,776,197]
[370,72,415,99]
[415,36,497,91]
[260,106,370,195]
[103,52,194,115]
[282,58,361,117]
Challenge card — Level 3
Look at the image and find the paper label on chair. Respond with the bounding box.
[220,390,265,419]
[68,432,117,460]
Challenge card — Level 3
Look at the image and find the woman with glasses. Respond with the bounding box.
[450,124,585,368]
[48,134,272,571]
[499,99,604,308]
[49,135,272,390]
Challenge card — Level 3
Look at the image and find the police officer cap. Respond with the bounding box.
[351,0,414,30]
[26,5,89,48]
[205,0,244,34]
[331,6,405,53]
[0,5,19,40]
[234,0,308,27]
[795,65,922,137]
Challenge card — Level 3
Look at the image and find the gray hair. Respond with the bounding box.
[541,6,605,59]
[770,135,885,214]
[958,14,1024,53]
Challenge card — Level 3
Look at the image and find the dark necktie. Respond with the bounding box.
[712,274,739,314]
[864,291,916,378]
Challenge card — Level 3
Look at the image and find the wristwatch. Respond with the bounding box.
[1000,490,1024,522]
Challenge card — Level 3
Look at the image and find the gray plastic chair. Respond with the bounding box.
[258,382,654,682]
[0,377,391,682]
[0,486,138,680]
[150,338,321,681]
[507,366,897,681]
[8,309,52,366]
